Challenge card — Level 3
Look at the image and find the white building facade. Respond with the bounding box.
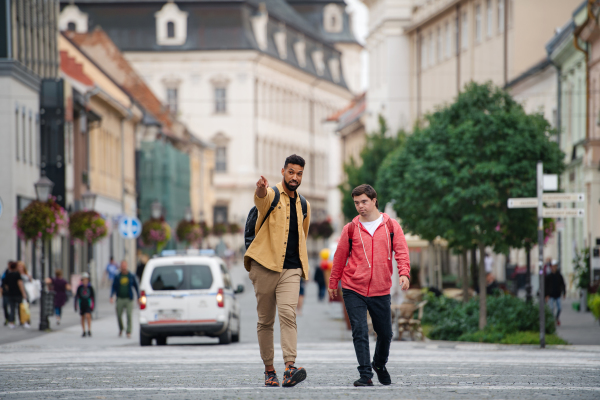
[60,0,356,232]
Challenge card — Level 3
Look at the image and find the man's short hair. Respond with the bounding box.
[8,261,17,271]
[351,184,379,208]
[284,154,305,169]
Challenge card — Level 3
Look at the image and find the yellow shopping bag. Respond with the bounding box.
[19,301,30,324]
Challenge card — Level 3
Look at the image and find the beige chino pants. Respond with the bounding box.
[249,260,301,365]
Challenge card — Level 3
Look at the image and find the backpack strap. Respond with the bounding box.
[258,186,280,230]
[386,218,395,245]
[347,222,355,256]
[299,194,307,220]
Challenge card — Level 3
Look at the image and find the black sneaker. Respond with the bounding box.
[81,332,86,337]
[264,370,279,387]
[282,364,307,387]
[372,361,391,385]
[87,331,92,337]
[354,376,374,387]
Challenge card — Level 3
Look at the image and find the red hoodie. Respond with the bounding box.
[329,213,410,297]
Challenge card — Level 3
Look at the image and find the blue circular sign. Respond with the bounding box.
[118,216,142,239]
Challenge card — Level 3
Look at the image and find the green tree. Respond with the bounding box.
[339,115,406,222]
[378,82,564,329]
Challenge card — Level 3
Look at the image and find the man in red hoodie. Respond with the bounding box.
[329,184,410,387]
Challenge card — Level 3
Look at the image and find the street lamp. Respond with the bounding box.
[151,200,162,219]
[185,207,192,222]
[82,190,97,211]
[34,176,54,331]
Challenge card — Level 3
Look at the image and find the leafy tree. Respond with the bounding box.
[339,115,406,222]
[378,82,564,329]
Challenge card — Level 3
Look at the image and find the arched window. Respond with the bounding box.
[167,21,175,38]
[67,22,76,31]
[323,4,343,33]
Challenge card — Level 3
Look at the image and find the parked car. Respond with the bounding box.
[138,250,243,346]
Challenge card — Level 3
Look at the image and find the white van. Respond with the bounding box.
[138,250,243,346]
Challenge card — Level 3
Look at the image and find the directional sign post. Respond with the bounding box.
[118,216,142,240]
[507,163,586,348]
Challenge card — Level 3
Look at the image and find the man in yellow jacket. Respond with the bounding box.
[244,154,310,388]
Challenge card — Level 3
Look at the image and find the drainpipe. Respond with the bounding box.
[416,28,422,119]
[573,0,594,142]
[456,4,461,94]
[549,59,563,270]
[503,0,509,85]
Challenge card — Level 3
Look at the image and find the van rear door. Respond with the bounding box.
[187,264,217,323]
[146,264,189,324]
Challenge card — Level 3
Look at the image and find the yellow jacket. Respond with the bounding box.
[244,182,311,279]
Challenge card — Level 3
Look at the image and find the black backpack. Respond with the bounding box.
[244,186,307,250]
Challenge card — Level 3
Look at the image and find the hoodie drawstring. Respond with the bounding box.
[358,225,372,269]
[384,222,391,261]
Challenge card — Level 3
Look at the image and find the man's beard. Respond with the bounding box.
[284,178,300,192]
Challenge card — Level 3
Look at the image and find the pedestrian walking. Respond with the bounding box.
[16,261,32,327]
[110,260,139,338]
[329,184,410,387]
[1,263,9,326]
[2,261,28,329]
[243,154,310,387]
[46,269,70,326]
[105,257,118,286]
[74,272,95,337]
[313,263,326,302]
[545,260,566,326]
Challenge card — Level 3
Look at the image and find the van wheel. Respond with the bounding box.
[219,328,232,344]
[140,331,152,346]
[156,336,167,346]
[232,325,240,343]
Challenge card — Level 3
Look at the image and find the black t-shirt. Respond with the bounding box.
[3,271,23,297]
[283,196,302,269]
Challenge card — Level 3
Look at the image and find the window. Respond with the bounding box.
[29,114,33,165]
[215,146,227,172]
[189,265,214,290]
[67,21,76,31]
[167,21,175,38]
[215,87,227,113]
[220,265,232,290]
[445,22,451,58]
[421,35,427,68]
[151,265,185,291]
[486,0,493,37]
[323,4,343,33]
[429,32,434,65]
[475,4,482,43]
[461,12,468,49]
[213,205,228,225]
[437,27,442,63]
[498,0,505,33]
[22,111,26,161]
[15,108,19,161]
[166,87,178,114]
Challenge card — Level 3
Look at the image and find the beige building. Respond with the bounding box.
[59,33,143,276]
[405,0,581,123]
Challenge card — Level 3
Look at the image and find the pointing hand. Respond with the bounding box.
[257,175,269,189]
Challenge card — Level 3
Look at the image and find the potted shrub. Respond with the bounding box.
[16,197,69,241]
[574,248,591,312]
[176,219,203,248]
[69,210,107,244]
[141,218,171,253]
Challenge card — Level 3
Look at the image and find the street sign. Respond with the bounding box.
[541,193,585,202]
[543,174,558,191]
[118,216,142,239]
[542,208,584,218]
[507,198,538,208]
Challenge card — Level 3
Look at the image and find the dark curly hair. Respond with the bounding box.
[284,154,305,168]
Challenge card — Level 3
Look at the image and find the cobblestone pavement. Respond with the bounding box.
[1,264,599,399]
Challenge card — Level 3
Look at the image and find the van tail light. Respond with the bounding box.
[139,290,147,310]
[216,288,224,308]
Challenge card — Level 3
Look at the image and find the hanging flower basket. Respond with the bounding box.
[309,218,334,239]
[228,223,242,234]
[176,219,203,247]
[212,223,228,236]
[15,198,69,241]
[69,210,107,244]
[141,218,171,252]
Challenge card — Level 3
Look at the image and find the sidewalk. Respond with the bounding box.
[555,298,600,345]
[0,287,114,345]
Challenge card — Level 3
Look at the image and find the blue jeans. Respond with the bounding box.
[342,288,393,379]
[548,297,562,320]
